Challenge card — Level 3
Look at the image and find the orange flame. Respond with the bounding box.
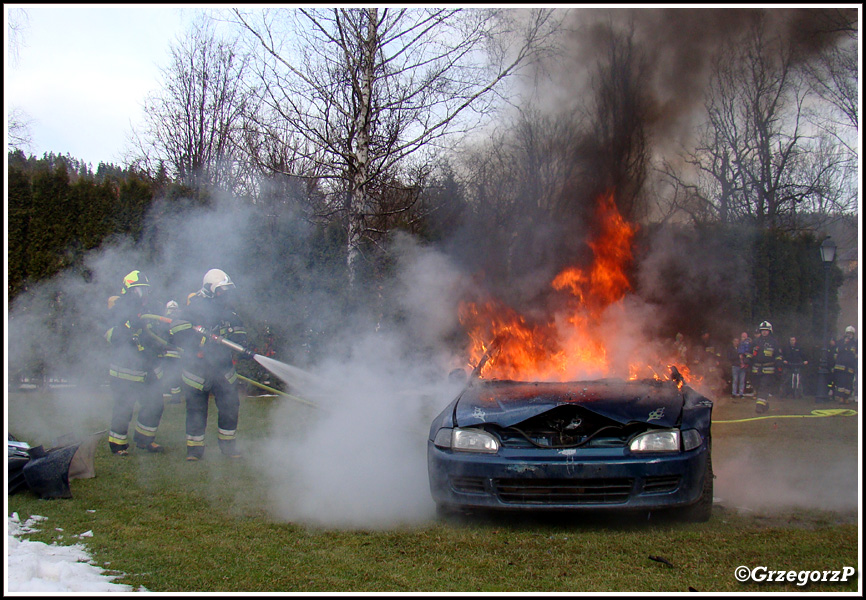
[460,191,645,381]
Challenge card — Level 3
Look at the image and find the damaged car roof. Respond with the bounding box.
[453,378,684,429]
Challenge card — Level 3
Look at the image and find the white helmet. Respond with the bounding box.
[201,268,235,298]
[845,326,855,335]
[759,321,773,332]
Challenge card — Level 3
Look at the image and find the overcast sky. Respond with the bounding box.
[5,4,197,168]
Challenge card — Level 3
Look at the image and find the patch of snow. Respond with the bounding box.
[7,512,146,593]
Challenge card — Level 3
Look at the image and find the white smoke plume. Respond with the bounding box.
[252,234,473,528]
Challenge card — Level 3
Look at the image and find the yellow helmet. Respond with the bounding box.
[121,270,150,300]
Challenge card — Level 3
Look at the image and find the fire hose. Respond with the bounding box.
[139,314,317,408]
[712,408,856,424]
[235,374,318,408]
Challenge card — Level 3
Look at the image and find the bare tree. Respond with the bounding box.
[7,7,33,151]
[801,9,858,157]
[129,17,254,196]
[8,107,33,152]
[231,7,559,285]
[660,53,752,226]
[6,7,28,66]
[662,15,853,230]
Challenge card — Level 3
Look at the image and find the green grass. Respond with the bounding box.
[6,387,860,593]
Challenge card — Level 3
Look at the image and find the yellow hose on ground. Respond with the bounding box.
[712,408,857,424]
[236,374,318,408]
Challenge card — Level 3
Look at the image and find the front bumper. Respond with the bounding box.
[428,441,709,512]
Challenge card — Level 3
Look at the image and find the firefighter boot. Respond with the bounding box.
[218,438,242,459]
[186,444,204,461]
[755,398,769,414]
[133,431,164,453]
[109,441,129,456]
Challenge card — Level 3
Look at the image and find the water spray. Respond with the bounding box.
[189,325,321,394]
[139,314,319,406]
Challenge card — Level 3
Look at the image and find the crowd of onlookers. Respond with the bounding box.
[672,323,858,408]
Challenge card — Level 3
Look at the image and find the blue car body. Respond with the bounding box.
[427,377,714,519]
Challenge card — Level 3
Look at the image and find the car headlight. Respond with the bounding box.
[681,429,703,451]
[629,429,680,453]
[433,427,500,453]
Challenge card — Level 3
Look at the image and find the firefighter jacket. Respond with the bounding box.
[169,292,248,391]
[832,336,857,376]
[751,333,782,376]
[104,294,165,384]
[138,313,183,362]
[781,343,807,368]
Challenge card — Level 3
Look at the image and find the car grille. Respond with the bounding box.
[494,478,633,504]
[450,476,487,494]
[497,432,627,449]
[643,475,681,494]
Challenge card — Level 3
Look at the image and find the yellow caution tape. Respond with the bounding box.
[713,408,857,424]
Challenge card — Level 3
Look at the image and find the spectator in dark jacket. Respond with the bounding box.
[727,337,747,398]
[780,336,808,398]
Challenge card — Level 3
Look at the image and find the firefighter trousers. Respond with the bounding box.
[108,377,165,448]
[833,368,856,402]
[753,371,776,398]
[183,374,240,449]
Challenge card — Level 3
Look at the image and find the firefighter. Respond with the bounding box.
[751,321,782,413]
[169,269,252,461]
[832,326,858,405]
[105,270,166,455]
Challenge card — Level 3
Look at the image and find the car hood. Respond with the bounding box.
[453,379,684,429]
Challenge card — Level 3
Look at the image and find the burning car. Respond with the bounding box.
[427,369,713,521]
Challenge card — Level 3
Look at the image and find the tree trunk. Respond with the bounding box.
[346,8,377,289]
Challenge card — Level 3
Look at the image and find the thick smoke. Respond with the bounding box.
[466,7,856,342]
[6,197,474,529]
[714,442,859,515]
[546,8,856,154]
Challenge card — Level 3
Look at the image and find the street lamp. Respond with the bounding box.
[814,236,837,403]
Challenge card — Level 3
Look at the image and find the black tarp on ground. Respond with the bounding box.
[8,431,104,499]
